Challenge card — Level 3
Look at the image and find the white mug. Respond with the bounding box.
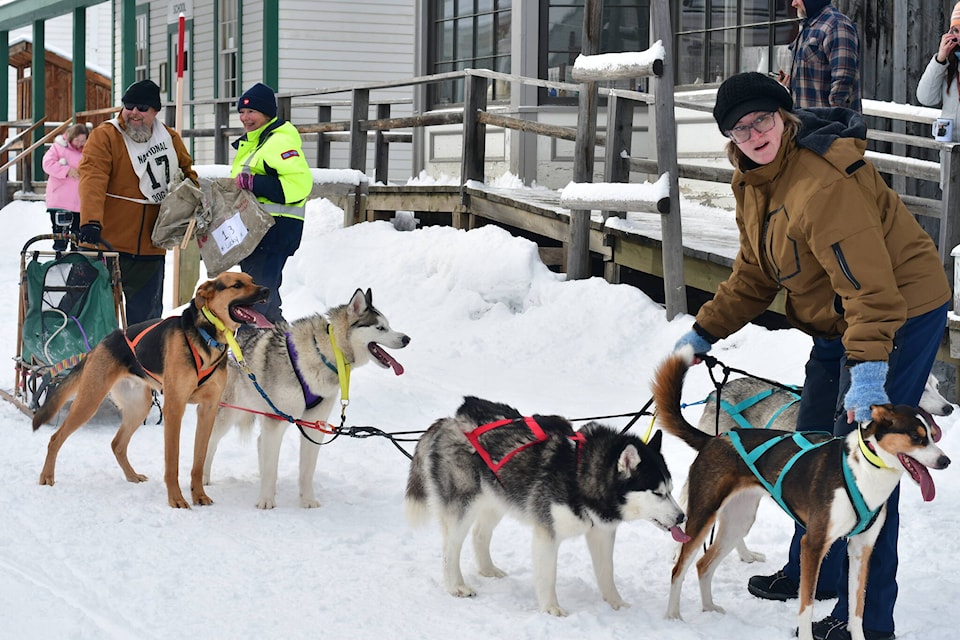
[934,117,953,142]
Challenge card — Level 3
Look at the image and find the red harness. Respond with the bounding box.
[466,416,586,477]
[124,320,223,386]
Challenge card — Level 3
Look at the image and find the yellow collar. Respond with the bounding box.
[328,323,351,409]
[858,424,889,469]
[201,305,244,363]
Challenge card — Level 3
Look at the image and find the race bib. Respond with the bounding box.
[109,118,179,204]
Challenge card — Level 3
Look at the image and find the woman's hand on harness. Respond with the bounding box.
[843,361,890,423]
[235,172,255,191]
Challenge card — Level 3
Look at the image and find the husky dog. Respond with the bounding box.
[652,348,950,640]
[405,395,689,616]
[204,288,410,509]
[695,371,953,563]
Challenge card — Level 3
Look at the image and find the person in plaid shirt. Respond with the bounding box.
[786,0,861,112]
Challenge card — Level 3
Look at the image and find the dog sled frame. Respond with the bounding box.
[0,234,126,416]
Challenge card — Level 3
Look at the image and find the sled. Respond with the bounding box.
[0,234,125,416]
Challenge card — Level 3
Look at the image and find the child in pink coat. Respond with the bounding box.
[42,124,88,250]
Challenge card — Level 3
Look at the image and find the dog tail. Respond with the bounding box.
[404,420,439,527]
[31,359,85,430]
[651,347,712,451]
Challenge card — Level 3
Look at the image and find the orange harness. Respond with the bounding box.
[124,319,224,386]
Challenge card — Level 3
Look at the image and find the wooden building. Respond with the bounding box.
[8,39,112,126]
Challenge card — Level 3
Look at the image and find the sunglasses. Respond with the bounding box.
[123,103,154,112]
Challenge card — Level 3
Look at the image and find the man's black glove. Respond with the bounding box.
[78,222,102,246]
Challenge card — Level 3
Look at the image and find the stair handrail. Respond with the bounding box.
[0,119,70,175]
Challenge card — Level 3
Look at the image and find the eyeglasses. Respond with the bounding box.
[123,103,154,112]
[725,112,777,144]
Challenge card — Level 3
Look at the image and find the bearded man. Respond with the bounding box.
[79,79,198,324]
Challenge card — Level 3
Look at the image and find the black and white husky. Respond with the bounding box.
[405,396,689,616]
[203,288,410,508]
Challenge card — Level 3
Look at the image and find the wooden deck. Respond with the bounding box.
[362,182,789,313]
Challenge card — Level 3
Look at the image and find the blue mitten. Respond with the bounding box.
[673,329,713,356]
[844,361,890,423]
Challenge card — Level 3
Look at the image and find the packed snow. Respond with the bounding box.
[0,188,957,639]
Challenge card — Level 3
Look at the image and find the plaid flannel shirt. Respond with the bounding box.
[789,5,861,112]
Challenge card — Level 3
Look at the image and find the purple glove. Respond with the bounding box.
[235,172,255,191]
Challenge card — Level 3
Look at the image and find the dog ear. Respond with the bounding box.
[365,288,373,306]
[646,429,663,451]
[348,288,368,319]
[617,444,641,477]
[194,279,217,310]
[869,403,896,425]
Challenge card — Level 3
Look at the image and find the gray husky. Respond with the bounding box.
[405,396,689,616]
[204,288,410,509]
[694,371,952,563]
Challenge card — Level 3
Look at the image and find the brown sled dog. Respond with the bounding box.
[33,272,270,508]
[651,346,950,640]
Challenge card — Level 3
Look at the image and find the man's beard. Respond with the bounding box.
[125,120,153,143]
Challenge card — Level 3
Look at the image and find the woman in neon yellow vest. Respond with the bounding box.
[231,82,313,323]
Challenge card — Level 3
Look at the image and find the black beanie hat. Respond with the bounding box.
[713,72,793,133]
[121,79,162,111]
[238,83,278,118]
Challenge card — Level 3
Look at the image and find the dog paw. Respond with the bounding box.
[168,494,191,509]
[605,597,630,610]
[542,605,568,617]
[300,497,321,509]
[703,603,726,614]
[737,549,766,563]
[448,584,476,598]
[192,493,214,507]
[477,566,506,579]
[38,474,55,486]
[256,497,277,509]
[125,473,148,483]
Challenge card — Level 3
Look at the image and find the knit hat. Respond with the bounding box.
[121,79,162,111]
[952,1,960,28]
[237,83,277,118]
[713,72,794,133]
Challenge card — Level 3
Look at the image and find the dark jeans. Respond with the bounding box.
[238,216,303,323]
[781,302,948,634]
[119,254,165,325]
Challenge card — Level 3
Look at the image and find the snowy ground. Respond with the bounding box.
[0,194,957,640]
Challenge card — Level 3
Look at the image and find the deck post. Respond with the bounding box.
[652,0,687,319]
[566,0,603,281]
[940,143,960,283]
[375,103,391,185]
[461,73,488,185]
[349,88,370,173]
[602,93,634,223]
[316,105,332,168]
[214,100,230,165]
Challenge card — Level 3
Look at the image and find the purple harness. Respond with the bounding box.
[285,332,335,410]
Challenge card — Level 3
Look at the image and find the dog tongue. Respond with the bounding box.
[369,343,404,375]
[900,453,936,501]
[231,305,273,329]
[670,526,691,543]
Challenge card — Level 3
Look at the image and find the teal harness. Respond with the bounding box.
[717,386,801,430]
[726,430,882,537]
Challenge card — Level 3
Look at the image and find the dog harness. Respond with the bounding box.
[717,386,801,429]
[123,315,225,387]
[284,332,337,410]
[466,417,586,478]
[726,430,881,537]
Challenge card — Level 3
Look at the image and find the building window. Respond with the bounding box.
[429,0,512,106]
[135,12,149,81]
[675,0,796,86]
[542,1,650,101]
[219,0,239,99]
